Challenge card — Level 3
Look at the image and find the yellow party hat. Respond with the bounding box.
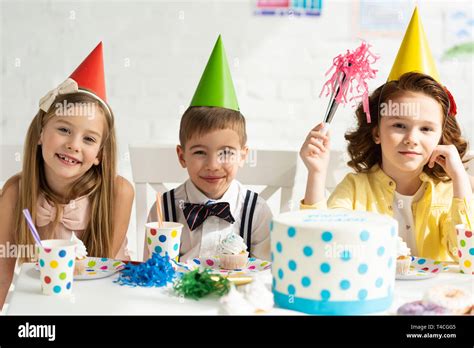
[388,7,440,82]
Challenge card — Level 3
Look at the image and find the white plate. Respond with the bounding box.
[174,257,271,276]
[73,257,126,280]
[36,257,125,280]
[396,257,446,280]
[396,269,438,280]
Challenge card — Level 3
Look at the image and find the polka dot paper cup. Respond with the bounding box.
[37,239,76,296]
[455,224,473,275]
[145,222,183,261]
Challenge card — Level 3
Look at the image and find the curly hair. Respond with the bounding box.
[345,72,468,181]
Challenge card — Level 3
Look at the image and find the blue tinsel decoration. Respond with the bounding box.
[114,252,177,287]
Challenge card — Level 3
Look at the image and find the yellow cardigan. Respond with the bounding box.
[301,165,473,262]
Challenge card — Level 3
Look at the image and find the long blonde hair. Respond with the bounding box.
[9,92,117,262]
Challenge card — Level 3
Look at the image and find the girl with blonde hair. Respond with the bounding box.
[0,43,134,308]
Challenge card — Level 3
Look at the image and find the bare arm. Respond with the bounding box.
[111,176,134,258]
[300,123,331,205]
[429,145,472,200]
[0,176,21,310]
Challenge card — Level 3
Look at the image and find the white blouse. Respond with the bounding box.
[392,183,425,256]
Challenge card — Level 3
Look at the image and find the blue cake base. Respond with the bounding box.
[274,290,393,315]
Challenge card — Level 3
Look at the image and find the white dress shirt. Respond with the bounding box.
[146,179,272,262]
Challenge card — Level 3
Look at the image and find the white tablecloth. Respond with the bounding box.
[3,263,472,315]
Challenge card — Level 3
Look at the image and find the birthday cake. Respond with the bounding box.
[271,209,398,315]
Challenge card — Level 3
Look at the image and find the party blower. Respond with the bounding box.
[319,41,379,135]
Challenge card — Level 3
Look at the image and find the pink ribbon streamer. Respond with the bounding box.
[320,41,379,123]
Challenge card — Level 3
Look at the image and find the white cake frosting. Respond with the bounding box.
[271,209,398,315]
[70,232,87,259]
[217,233,247,255]
[397,237,411,258]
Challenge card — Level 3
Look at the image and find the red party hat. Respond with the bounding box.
[69,42,107,102]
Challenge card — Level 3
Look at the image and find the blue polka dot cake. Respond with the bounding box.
[271,209,398,315]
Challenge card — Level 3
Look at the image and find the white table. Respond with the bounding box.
[3,265,298,315]
[3,264,472,315]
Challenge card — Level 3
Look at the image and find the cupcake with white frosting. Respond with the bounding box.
[396,237,411,275]
[217,233,249,270]
[71,232,88,276]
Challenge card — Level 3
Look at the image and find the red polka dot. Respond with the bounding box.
[206,259,214,266]
[248,266,256,270]
[100,266,108,270]
[465,231,472,238]
[432,269,439,273]
[422,267,429,271]
[150,229,157,236]
[44,248,51,253]
[458,250,463,258]
[44,276,51,284]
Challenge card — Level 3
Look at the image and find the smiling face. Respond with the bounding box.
[39,104,105,188]
[177,128,248,199]
[374,91,444,177]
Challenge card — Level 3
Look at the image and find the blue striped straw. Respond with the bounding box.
[22,209,43,247]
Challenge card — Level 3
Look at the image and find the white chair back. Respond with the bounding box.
[129,145,299,261]
[326,150,353,194]
[465,151,474,176]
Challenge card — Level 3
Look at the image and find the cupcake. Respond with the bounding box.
[217,233,249,270]
[396,237,411,275]
[71,232,88,276]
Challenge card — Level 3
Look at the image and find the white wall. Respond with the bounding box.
[2,0,473,257]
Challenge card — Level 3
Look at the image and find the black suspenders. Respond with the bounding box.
[162,188,258,252]
[239,190,258,253]
[162,189,178,222]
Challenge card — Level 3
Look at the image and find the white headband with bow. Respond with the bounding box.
[39,78,79,112]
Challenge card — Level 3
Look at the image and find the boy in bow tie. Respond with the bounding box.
[145,36,272,262]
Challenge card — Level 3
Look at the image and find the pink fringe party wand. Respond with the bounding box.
[320,41,379,133]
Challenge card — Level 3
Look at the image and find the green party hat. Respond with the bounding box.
[190,35,239,111]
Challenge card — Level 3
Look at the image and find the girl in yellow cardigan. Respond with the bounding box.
[300,72,472,262]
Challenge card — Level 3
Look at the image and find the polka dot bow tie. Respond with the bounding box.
[183,202,235,231]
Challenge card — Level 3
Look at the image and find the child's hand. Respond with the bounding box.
[299,123,331,176]
[428,144,472,199]
[428,144,466,180]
